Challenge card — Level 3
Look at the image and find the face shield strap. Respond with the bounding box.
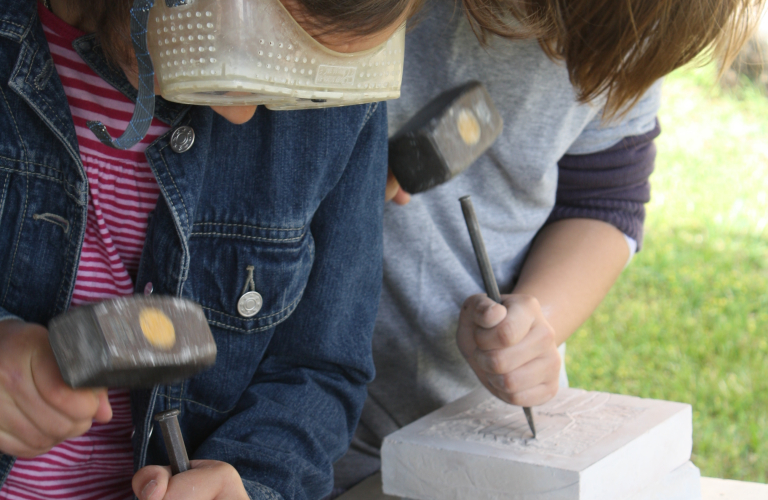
[87,0,187,150]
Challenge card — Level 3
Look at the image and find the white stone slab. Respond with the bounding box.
[382,387,692,500]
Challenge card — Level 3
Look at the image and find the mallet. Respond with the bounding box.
[389,81,503,194]
[48,295,217,389]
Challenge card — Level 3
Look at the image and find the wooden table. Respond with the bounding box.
[337,472,768,500]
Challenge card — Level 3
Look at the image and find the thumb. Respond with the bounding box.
[133,465,172,500]
[93,389,113,423]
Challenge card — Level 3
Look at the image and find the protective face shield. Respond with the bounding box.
[88,0,406,150]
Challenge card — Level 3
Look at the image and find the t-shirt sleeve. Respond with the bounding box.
[546,80,663,250]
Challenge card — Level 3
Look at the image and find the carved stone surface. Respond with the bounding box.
[382,388,693,500]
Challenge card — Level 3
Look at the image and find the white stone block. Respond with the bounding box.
[382,388,693,500]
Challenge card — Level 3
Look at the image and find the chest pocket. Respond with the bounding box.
[185,221,314,334]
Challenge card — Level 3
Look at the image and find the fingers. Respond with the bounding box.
[487,380,560,408]
[29,340,105,422]
[93,389,113,423]
[457,294,561,408]
[385,170,399,202]
[133,465,171,500]
[391,187,411,205]
[133,461,250,500]
[0,401,68,458]
[474,296,540,350]
[456,294,506,359]
[385,170,412,205]
[460,294,507,330]
[472,318,555,374]
[0,321,109,457]
[485,353,562,406]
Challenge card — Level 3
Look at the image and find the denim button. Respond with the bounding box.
[170,126,195,153]
[238,291,263,318]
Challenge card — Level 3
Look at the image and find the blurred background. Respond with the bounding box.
[567,21,768,483]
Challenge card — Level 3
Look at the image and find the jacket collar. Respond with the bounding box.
[0,1,37,44]
[72,34,191,127]
[1,0,190,127]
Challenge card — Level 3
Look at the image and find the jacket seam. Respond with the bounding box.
[147,153,191,296]
[22,45,40,88]
[201,292,301,322]
[138,385,161,471]
[1,166,29,304]
[0,29,21,40]
[0,174,9,227]
[157,393,237,415]
[361,102,379,128]
[0,169,64,184]
[0,86,29,164]
[189,232,304,243]
[158,151,191,232]
[0,155,65,174]
[0,168,83,205]
[207,318,287,334]
[192,222,306,232]
[10,49,84,176]
[0,81,32,304]
[1,20,25,29]
[0,455,17,489]
[0,13,33,41]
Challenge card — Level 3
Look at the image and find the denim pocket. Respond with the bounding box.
[185,221,314,334]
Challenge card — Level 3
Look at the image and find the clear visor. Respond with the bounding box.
[146,0,405,109]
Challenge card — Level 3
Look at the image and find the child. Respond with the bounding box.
[335,0,766,493]
[0,1,419,499]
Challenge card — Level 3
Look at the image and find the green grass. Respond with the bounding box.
[566,63,768,483]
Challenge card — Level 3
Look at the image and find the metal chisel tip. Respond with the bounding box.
[524,407,536,439]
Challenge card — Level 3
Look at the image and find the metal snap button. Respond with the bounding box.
[170,126,195,153]
[238,291,263,318]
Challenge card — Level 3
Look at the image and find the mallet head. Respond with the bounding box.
[48,296,216,388]
[389,81,503,194]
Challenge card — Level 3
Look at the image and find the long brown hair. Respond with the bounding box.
[461,0,766,117]
[61,0,424,68]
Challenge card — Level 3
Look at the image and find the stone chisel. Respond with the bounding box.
[154,409,191,475]
[459,195,537,439]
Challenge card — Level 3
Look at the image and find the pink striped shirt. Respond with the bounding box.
[0,4,170,500]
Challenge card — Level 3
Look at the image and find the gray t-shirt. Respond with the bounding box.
[333,0,661,492]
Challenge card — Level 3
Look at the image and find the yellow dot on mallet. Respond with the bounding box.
[457,109,481,146]
[139,308,176,350]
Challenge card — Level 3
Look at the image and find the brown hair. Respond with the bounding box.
[62,0,424,68]
[460,0,766,117]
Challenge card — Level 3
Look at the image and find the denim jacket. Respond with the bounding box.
[0,2,386,499]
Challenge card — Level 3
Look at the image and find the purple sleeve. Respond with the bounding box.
[545,120,661,250]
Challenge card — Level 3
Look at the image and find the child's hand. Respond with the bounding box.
[385,169,411,205]
[133,460,250,500]
[0,319,112,457]
[456,294,561,407]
